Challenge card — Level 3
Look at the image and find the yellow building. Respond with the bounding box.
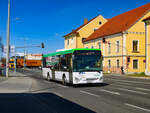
[84,3,150,74]
[64,15,107,49]
[143,16,150,75]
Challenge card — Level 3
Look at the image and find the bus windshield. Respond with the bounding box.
[73,50,103,72]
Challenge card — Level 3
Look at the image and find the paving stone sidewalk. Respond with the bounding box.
[0,72,32,93]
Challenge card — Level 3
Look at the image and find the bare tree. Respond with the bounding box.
[0,36,4,60]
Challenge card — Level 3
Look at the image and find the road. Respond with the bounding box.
[7,69,150,113]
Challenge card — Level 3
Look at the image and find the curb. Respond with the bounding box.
[104,74,150,79]
[9,72,27,77]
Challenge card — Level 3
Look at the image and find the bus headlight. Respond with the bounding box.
[99,76,104,80]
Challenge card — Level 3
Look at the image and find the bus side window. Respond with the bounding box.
[58,55,68,70]
[54,63,58,70]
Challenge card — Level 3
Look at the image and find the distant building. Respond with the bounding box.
[25,54,42,60]
[83,3,150,74]
[64,15,107,49]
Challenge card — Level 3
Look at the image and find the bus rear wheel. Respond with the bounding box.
[62,76,67,86]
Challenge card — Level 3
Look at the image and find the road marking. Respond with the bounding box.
[99,89,120,95]
[111,84,129,88]
[56,84,68,88]
[115,82,132,86]
[80,90,100,97]
[106,79,150,85]
[118,88,147,95]
[53,92,63,97]
[136,87,150,92]
[43,80,53,84]
[125,103,150,112]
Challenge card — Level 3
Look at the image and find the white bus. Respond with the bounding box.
[42,48,103,85]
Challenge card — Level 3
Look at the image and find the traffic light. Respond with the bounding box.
[41,42,44,48]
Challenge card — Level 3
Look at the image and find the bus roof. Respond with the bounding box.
[43,48,101,57]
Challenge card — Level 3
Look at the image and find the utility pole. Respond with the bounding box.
[6,0,10,77]
[24,38,26,71]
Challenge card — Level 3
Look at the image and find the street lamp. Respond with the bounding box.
[6,0,10,77]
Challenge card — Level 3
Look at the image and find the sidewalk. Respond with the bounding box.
[104,73,150,79]
[0,72,32,93]
[0,76,8,82]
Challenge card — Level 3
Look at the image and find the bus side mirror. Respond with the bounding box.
[101,55,104,61]
[72,55,75,60]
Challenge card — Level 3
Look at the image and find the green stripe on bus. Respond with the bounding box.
[43,48,101,57]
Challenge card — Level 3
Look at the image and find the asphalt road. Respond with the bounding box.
[16,68,150,113]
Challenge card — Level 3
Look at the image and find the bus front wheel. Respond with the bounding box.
[62,75,67,86]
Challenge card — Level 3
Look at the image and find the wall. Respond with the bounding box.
[147,23,150,72]
[64,35,76,49]
[125,11,150,73]
[77,15,107,48]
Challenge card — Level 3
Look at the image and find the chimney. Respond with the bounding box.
[84,18,88,24]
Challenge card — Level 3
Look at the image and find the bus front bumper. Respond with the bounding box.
[73,76,104,84]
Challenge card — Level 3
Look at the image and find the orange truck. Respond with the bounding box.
[16,59,42,68]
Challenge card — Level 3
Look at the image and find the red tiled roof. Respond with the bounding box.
[64,16,98,38]
[84,3,150,42]
[143,16,150,21]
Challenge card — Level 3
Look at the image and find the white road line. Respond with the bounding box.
[99,89,120,95]
[111,84,128,88]
[106,79,150,85]
[136,87,150,92]
[118,88,147,95]
[115,82,132,86]
[125,103,150,112]
[43,81,53,84]
[56,84,68,88]
[80,90,100,97]
[53,92,63,97]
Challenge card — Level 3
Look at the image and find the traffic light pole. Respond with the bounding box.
[14,43,44,72]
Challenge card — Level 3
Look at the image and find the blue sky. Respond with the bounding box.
[0,0,150,54]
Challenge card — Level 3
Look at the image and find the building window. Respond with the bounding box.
[133,59,138,69]
[91,46,94,48]
[117,59,119,68]
[67,40,69,45]
[98,42,101,49]
[116,41,120,52]
[133,40,138,52]
[94,28,98,31]
[108,43,111,54]
[71,38,73,44]
[82,38,86,43]
[99,21,102,25]
[108,60,111,68]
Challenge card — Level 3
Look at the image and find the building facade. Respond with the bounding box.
[143,16,150,75]
[64,15,107,49]
[84,3,150,74]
